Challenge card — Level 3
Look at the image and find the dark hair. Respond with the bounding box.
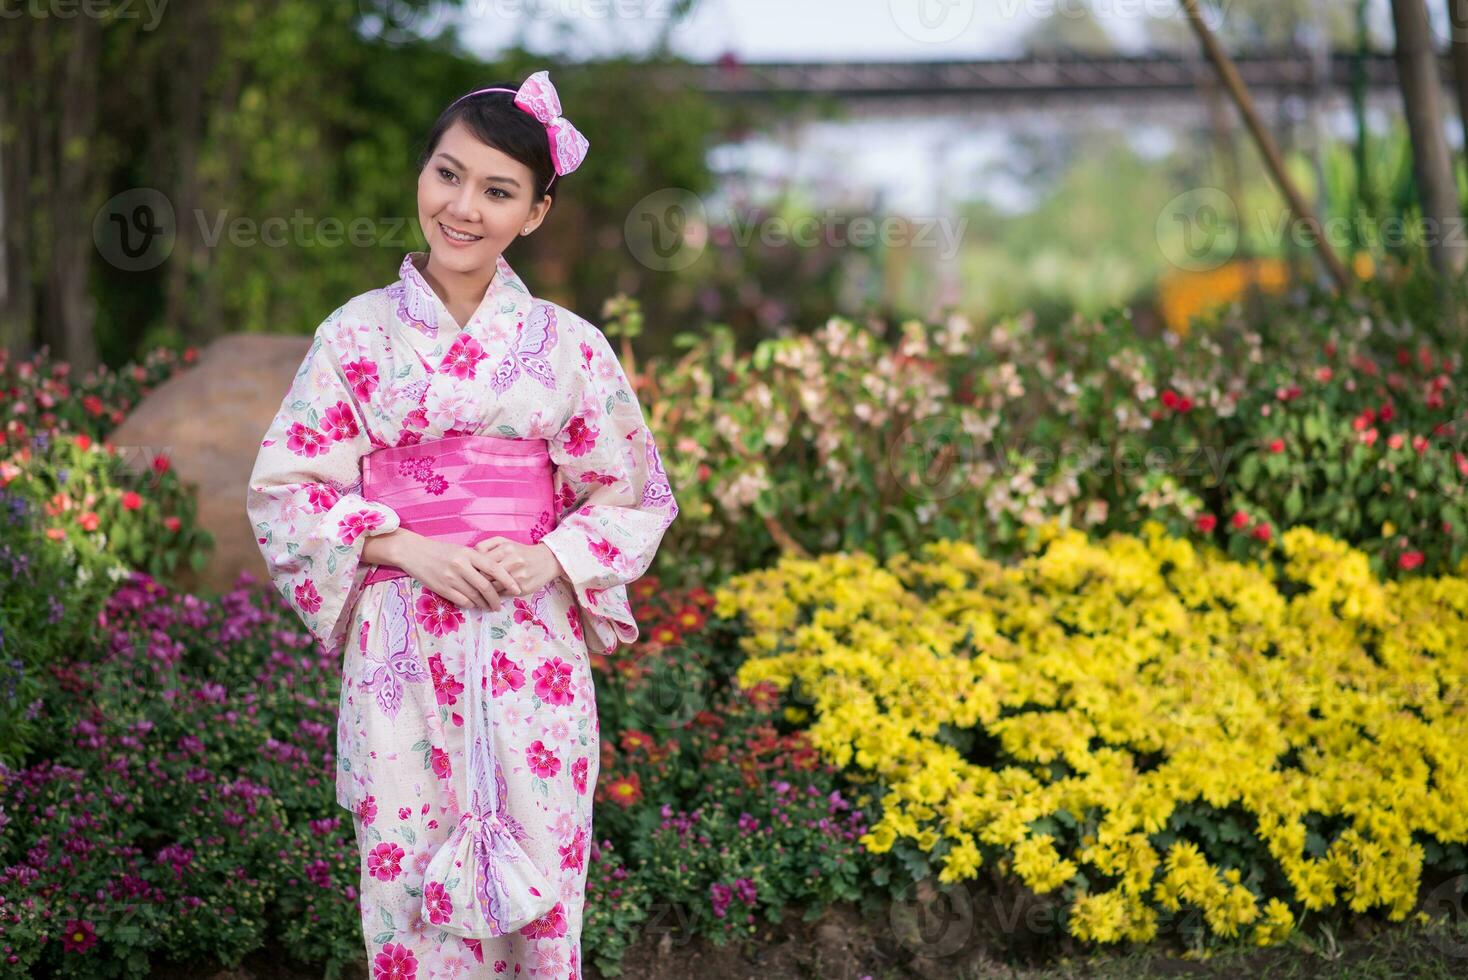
[417,81,558,204]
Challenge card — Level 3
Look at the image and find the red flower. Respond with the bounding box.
[78,511,100,532]
[60,918,97,953]
[1194,513,1217,534]
[1160,389,1179,409]
[1379,402,1395,423]
[1387,433,1404,450]
[1230,511,1250,530]
[152,453,171,475]
[75,434,92,451]
[602,773,643,808]
[163,515,182,532]
[1267,438,1285,454]
[121,490,143,510]
[82,394,104,417]
[1315,366,1333,383]
[1251,523,1272,542]
[1398,550,1425,570]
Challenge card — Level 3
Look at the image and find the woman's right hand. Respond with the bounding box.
[369,529,520,611]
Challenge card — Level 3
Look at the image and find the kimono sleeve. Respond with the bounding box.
[539,321,678,654]
[245,313,402,656]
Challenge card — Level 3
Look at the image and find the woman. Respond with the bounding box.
[246,71,677,978]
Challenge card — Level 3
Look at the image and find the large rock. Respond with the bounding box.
[109,332,311,595]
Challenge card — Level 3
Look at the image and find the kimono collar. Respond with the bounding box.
[394,249,531,338]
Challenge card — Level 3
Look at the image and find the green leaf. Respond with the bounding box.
[1284,485,1302,521]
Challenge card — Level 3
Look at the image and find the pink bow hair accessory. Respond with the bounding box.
[449,70,590,187]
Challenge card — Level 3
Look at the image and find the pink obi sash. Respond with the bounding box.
[360,434,556,586]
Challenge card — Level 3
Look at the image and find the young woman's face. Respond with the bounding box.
[417,118,550,273]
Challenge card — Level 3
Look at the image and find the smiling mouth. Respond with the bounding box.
[439,222,483,243]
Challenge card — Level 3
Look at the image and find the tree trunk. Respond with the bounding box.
[1449,0,1468,173]
[48,13,102,373]
[0,21,37,360]
[1393,0,1466,288]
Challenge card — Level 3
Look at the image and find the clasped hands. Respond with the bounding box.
[366,529,566,612]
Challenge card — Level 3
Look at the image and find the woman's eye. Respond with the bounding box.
[488,188,509,200]
[439,168,456,182]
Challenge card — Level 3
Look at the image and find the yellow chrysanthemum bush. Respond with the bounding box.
[715,521,1468,953]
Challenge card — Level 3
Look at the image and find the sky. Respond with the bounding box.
[450,0,1424,215]
[456,0,1415,65]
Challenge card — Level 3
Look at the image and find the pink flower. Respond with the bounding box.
[429,653,463,706]
[415,591,464,637]
[519,901,568,940]
[1194,514,1217,534]
[305,483,341,513]
[121,490,143,510]
[572,756,589,794]
[367,842,406,882]
[1398,551,1425,570]
[430,746,452,780]
[286,421,329,457]
[372,941,417,979]
[588,536,621,568]
[560,825,587,873]
[423,881,454,925]
[533,657,576,706]
[343,358,380,401]
[526,740,562,779]
[439,332,488,380]
[491,648,526,697]
[295,579,323,615]
[561,415,599,457]
[320,401,360,441]
[338,508,387,546]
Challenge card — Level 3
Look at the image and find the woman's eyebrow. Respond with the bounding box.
[436,152,522,188]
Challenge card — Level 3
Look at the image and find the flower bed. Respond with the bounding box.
[644,292,1465,584]
[715,521,1468,953]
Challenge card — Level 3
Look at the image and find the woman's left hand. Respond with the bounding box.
[473,537,566,597]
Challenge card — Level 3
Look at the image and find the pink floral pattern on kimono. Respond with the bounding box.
[246,249,677,978]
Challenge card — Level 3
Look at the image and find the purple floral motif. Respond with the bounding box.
[358,580,429,718]
[388,257,440,337]
[490,304,558,393]
[396,456,449,495]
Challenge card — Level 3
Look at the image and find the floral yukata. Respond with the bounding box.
[246,250,677,978]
